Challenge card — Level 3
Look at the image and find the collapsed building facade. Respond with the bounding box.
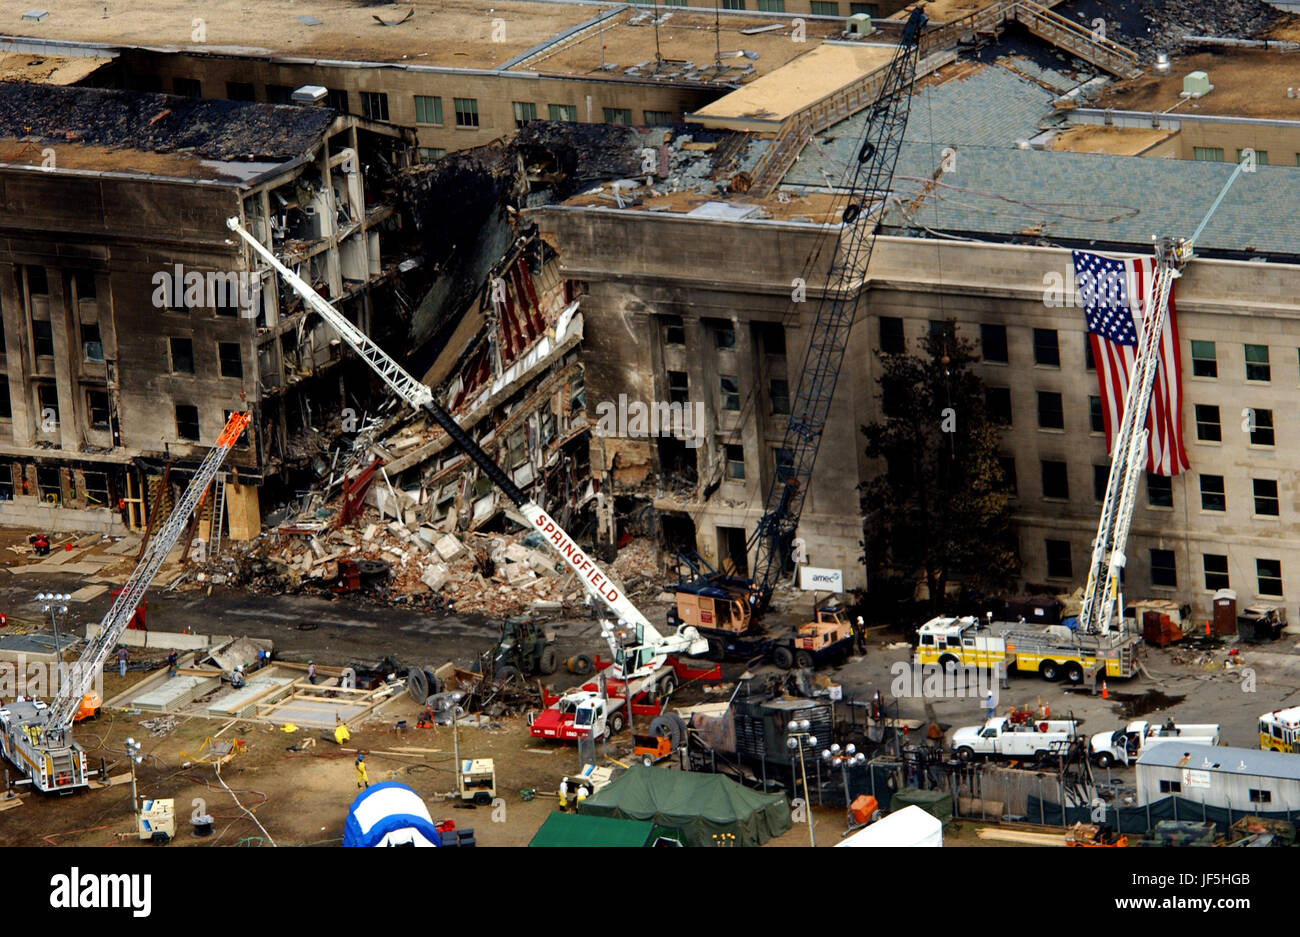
[0,80,412,536]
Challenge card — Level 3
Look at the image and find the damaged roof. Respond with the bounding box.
[0,81,335,165]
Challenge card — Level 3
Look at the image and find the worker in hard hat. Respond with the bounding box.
[355,752,369,789]
[231,665,246,690]
[558,777,569,810]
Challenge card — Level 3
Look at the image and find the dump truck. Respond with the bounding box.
[951,716,1079,762]
[1090,719,1220,768]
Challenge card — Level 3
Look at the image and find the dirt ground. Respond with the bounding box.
[1095,49,1300,121]
[1049,125,1175,155]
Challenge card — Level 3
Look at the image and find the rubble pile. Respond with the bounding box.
[1061,0,1290,57]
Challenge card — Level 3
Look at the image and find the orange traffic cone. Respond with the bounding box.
[1205,620,1211,637]
[1044,703,1050,719]
[1101,681,1109,700]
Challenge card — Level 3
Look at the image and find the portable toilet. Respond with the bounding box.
[846,13,874,36]
[1212,588,1237,636]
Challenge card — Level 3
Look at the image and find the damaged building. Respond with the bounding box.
[0,80,413,536]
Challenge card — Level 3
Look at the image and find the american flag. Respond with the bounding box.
[1073,249,1189,476]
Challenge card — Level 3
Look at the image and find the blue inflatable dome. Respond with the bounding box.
[343,782,442,847]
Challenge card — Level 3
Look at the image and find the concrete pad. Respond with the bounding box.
[130,674,221,712]
[206,676,293,718]
[265,700,368,728]
[68,584,109,602]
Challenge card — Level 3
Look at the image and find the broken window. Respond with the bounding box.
[24,265,48,297]
[657,437,697,485]
[170,337,195,374]
[176,404,200,442]
[82,471,109,507]
[226,81,255,102]
[223,410,251,448]
[32,320,53,358]
[86,389,110,430]
[643,110,673,126]
[0,382,9,419]
[540,408,556,447]
[712,322,736,349]
[266,84,293,105]
[663,316,685,346]
[36,466,61,504]
[725,444,745,480]
[327,89,349,113]
[507,428,528,468]
[720,376,740,411]
[760,322,786,356]
[769,379,790,414]
[513,101,537,128]
[81,323,103,362]
[548,104,577,121]
[454,97,480,128]
[415,95,443,125]
[773,447,794,481]
[218,342,244,379]
[668,371,689,405]
[0,465,11,500]
[72,270,96,302]
[173,77,202,98]
[36,383,58,428]
[603,108,632,125]
[417,148,446,164]
[568,374,585,412]
[361,91,390,122]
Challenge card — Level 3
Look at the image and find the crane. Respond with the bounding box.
[1077,161,1248,637]
[225,219,707,689]
[0,411,250,792]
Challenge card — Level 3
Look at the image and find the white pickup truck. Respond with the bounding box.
[951,716,1079,762]
[1089,719,1220,768]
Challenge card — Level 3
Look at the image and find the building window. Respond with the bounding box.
[667,371,689,405]
[1200,474,1225,512]
[1190,340,1217,377]
[82,471,109,506]
[1194,404,1221,442]
[1193,146,1224,162]
[1204,554,1230,591]
[415,95,443,125]
[757,0,785,10]
[725,444,745,479]
[1045,539,1072,579]
[361,91,390,122]
[0,382,9,419]
[761,323,785,356]
[217,342,243,379]
[1088,395,1104,433]
[998,456,1017,495]
[1032,328,1059,367]
[512,101,537,128]
[929,320,955,342]
[1245,344,1271,382]
[722,0,746,7]
[0,465,11,499]
[1147,473,1173,508]
[81,323,103,362]
[774,446,794,480]
[1249,788,1273,803]
[985,387,1012,426]
[1257,558,1283,597]
[713,322,736,349]
[226,81,255,102]
[1250,408,1275,447]
[170,337,194,374]
[603,108,632,125]
[810,0,839,12]
[769,379,790,414]
[454,98,479,128]
[879,317,904,354]
[1093,464,1107,502]
[980,324,1007,363]
[33,320,53,358]
[1041,460,1068,500]
[36,382,58,428]
[1254,478,1280,517]
[1037,391,1064,429]
[1084,341,1095,371]
[86,389,110,430]
[663,316,685,345]
[326,89,349,113]
[643,110,673,127]
[1159,780,1182,794]
[266,84,293,105]
[1238,149,1268,165]
[175,404,200,442]
[36,466,60,504]
[417,147,446,164]
[720,376,740,411]
[548,104,577,121]
[851,2,880,13]
[1150,549,1177,588]
[173,77,202,98]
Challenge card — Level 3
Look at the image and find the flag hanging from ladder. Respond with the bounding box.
[1072,249,1190,476]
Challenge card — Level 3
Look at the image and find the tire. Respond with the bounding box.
[648,713,686,751]
[956,746,976,763]
[567,653,594,676]
[607,711,625,735]
[1034,750,1049,762]
[794,650,814,670]
[538,646,559,676]
[1063,662,1083,685]
[659,674,678,698]
[706,637,726,660]
[472,792,492,806]
[406,667,429,703]
[771,646,795,670]
[643,755,654,767]
[495,664,520,683]
[938,654,959,673]
[1095,751,1114,769]
[1039,660,1061,682]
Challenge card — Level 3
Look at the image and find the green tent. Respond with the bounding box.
[578,765,792,847]
[889,787,954,825]
[528,812,682,847]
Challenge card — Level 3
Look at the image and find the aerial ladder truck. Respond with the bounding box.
[0,411,250,792]
[225,219,714,715]
[669,8,928,663]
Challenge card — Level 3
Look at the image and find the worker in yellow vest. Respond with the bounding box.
[355,752,369,789]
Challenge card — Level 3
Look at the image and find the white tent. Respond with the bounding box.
[835,805,943,848]
[343,782,441,847]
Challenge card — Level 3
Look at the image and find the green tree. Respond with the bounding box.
[861,324,1018,612]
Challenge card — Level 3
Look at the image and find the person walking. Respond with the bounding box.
[167,651,178,678]
[985,691,996,721]
[355,752,369,789]
[118,646,128,678]
[307,660,317,685]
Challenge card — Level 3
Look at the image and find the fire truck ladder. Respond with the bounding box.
[745,8,928,617]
